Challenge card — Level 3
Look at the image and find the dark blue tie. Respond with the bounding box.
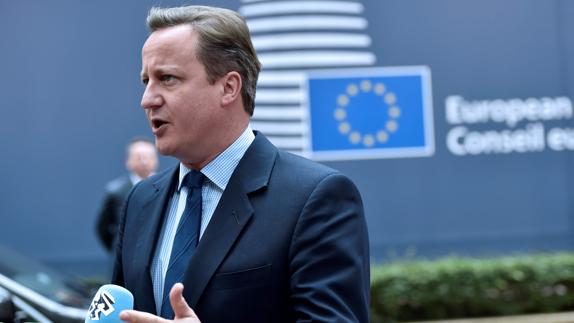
[160,170,204,319]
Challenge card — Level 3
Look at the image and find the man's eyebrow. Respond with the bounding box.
[141,66,181,79]
[156,66,180,74]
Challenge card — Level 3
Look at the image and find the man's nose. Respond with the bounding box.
[141,84,163,109]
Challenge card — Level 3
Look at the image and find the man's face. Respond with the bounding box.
[126,141,158,178]
[140,25,225,165]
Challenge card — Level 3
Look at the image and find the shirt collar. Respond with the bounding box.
[129,173,143,185]
[178,125,255,191]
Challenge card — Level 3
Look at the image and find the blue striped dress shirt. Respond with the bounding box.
[150,126,255,314]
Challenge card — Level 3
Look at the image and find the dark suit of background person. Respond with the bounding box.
[96,139,158,252]
[112,5,370,323]
[96,176,133,251]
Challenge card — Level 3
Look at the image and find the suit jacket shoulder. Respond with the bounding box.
[190,133,370,322]
[105,176,133,197]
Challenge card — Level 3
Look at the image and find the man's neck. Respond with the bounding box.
[182,124,250,170]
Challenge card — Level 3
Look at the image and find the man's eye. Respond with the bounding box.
[161,75,177,83]
[141,78,149,86]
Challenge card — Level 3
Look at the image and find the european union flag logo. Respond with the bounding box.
[305,66,434,160]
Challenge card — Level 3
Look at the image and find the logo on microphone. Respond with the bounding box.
[88,290,116,320]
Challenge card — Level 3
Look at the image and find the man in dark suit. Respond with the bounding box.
[113,5,370,323]
[96,138,158,252]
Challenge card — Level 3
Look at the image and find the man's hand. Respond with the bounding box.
[119,283,201,322]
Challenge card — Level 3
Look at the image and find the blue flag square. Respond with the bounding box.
[305,66,434,160]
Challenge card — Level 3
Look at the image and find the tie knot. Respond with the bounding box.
[182,170,204,189]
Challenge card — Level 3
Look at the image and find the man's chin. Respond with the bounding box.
[155,141,174,157]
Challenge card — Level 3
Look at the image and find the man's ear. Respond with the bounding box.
[221,71,242,107]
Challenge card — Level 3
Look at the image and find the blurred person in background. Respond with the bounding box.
[96,138,159,252]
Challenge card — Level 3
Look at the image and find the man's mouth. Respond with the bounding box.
[151,118,169,132]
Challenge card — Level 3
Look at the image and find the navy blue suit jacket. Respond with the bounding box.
[96,175,133,252]
[112,133,370,322]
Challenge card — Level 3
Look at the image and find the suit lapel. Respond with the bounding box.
[183,132,278,307]
[131,168,178,314]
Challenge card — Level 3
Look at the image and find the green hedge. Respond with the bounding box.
[370,253,574,322]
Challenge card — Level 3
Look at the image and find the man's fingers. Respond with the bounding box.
[169,283,199,319]
[120,309,166,323]
[117,284,199,322]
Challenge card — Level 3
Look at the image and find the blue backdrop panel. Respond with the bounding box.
[0,0,573,276]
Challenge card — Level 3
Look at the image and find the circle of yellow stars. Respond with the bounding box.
[334,79,401,147]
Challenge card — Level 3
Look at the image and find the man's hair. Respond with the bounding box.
[146,5,261,116]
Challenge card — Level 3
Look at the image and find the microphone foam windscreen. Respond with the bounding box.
[85,284,134,323]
